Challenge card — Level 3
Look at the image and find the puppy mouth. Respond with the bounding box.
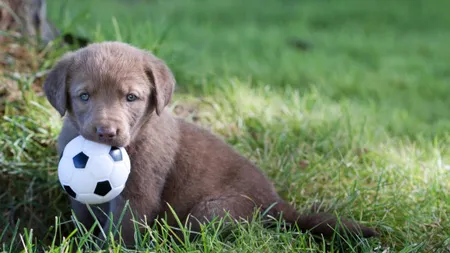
[100,138,129,148]
[80,131,130,148]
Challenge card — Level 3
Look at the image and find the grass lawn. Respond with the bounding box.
[1,0,450,252]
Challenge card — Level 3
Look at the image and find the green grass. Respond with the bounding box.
[1,0,450,251]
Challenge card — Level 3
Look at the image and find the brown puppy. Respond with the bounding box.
[44,41,377,245]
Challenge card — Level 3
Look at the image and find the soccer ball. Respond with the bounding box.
[58,135,131,205]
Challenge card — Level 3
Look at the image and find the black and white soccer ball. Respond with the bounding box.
[58,135,131,205]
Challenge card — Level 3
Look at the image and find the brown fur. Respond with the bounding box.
[44,41,378,245]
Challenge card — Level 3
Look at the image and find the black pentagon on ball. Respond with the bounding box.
[94,180,112,196]
[63,185,77,199]
[73,152,89,168]
[109,146,123,162]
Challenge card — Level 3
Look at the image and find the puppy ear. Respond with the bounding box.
[43,52,74,116]
[143,52,175,116]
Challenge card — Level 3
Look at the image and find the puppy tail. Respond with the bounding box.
[273,201,379,239]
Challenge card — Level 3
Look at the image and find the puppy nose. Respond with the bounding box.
[96,126,117,138]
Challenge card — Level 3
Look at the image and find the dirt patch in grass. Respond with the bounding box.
[0,36,51,116]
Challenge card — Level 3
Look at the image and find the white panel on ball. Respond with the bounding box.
[58,156,74,184]
[86,154,114,180]
[63,136,85,158]
[110,163,130,188]
[83,139,111,156]
[70,170,97,194]
[121,147,131,169]
[77,193,106,205]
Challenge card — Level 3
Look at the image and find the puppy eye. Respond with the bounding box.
[126,94,138,102]
[79,93,90,101]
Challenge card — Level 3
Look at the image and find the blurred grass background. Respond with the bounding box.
[1,0,449,252]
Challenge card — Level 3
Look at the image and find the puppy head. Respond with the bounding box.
[43,41,175,147]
